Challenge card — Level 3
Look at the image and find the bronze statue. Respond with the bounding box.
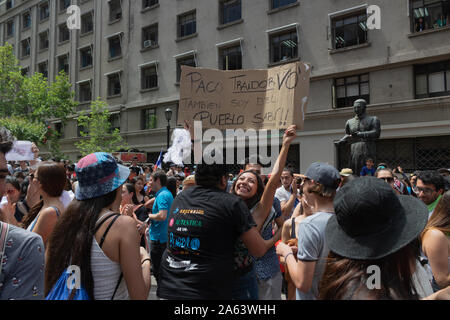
[335,99,381,176]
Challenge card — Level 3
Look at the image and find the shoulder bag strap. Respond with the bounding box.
[0,221,10,276]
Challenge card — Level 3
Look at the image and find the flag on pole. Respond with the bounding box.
[154,150,163,171]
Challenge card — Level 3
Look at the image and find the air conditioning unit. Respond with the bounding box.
[143,40,153,48]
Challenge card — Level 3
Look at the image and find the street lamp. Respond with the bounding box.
[165,108,172,150]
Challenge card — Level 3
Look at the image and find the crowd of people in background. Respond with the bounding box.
[0,125,449,300]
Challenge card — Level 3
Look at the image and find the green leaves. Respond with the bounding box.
[0,116,47,143]
[75,98,128,156]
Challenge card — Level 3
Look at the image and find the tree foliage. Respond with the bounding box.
[75,98,127,156]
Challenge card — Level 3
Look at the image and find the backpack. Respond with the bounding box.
[46,213,123,300]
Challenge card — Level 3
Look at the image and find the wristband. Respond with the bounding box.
[141,258,151,265]
[284,252,294,261]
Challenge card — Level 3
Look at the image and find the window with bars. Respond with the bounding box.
[6,0,14,10]
[59,23,70,43]
[335,74,370,108]
[142,24,158,48]
[80,47,93,68]
[415,60,450,98]
[220,0,242,25]
[81,12,93,34]
[38,61,48,78]
[271,0,297,10]
[269,30,298,63]
[178,11,196,38]
[411,0,450,33]
[40,2,50,21]
[108,73,121,96]
[176,56,196,82]
[58,55,69,74]
[22,12,31,29]
[39,31,49,50]
[109,114,121,133]
[79,82,92,102]
[109,36,122,58]
[141,65,158,90]
[21,38,30,58]
[141,108,157,130]
[332,12,368,49]
[219,45,242,70]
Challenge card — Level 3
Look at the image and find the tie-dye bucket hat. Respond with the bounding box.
[75,152,130,200]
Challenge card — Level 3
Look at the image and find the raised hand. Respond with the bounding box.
[282,125,297,146]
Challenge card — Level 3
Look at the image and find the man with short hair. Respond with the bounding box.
[147,169,173,286]
[416,170,445,218]
[129,156,144,177]
[275,167,298,218]
[0,127,45,300]
[360,158,376,176]
[276,162,341,300]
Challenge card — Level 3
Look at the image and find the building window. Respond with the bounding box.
[21,38,30,58]
[109,0,122,21]
[141,108,157,130]
[109,114,121,133]
[58,55,69,74]
[107,73,122,96]
[59,23,70,43]
[178,11,196,38]
[39,31,49,50]
[176,56,196,82]
[81,12,94,34]
[39,2,50,21]
[55,122,64,138]
[411,0,450,33]
[219,45,242,70]
[77,124,87,137]
[220,0,241,25]
[270,29,298,63]
[335,74,370,108]
[332,12,367,49]
[415,60,450,98]
[271,0,297,10]
[78,81,92,102]
[21,67,29,77]
[109,35,122,58]
[22,11,31,29]
[6,0,14,10]
[143,0,158,9]
[141,65,158,90]
[59,0,71,13]
[38,61,48,78]
[142,24,158,48]
[6,20,14,38]
[80,47,93,68]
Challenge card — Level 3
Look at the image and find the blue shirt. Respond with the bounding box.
[360,166,376,176]
[149,187,174,243]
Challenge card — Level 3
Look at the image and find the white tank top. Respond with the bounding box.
[90,214,129,300]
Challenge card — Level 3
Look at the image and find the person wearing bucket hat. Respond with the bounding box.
[276,162,341,300]
[45,152,151,300]
[319,177,433,300]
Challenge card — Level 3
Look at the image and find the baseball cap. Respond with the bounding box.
[305,162,341,189]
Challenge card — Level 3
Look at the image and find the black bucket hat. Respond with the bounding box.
[326,176,428,260]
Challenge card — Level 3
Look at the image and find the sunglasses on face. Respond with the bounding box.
[379,177,394,183]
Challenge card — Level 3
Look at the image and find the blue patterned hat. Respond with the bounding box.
[75,152,130,200]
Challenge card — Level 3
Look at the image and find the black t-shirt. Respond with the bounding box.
[156,185,256,300]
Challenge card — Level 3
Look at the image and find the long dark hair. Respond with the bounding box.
[5,176,23,200]
[45,188,119,299]
[166,176,178,199]
[231,170,264,209]
[132,176,146,198]
[124,183,138,205]
[22,162,66,229]
[319,239,421,300]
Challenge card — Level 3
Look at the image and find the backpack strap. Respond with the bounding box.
[0,221,10,277]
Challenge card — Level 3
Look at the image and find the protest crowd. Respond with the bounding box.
[0,125,449,301]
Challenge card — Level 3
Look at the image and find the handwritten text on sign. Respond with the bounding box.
[178,62,311,130]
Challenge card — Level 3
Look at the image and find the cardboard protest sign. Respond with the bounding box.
[177,61,311,130]
[5,141,34,161]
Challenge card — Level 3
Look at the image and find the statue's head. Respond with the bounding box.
[353,99,367,117]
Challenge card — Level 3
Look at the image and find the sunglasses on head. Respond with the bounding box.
[379,177,394,183]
